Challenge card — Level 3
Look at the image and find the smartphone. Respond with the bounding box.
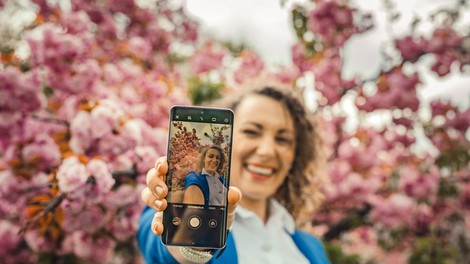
[162,105,233,248]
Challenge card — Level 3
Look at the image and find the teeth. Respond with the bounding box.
[247,165,273,176]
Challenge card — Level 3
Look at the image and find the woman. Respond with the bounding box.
[184,146,227,206]
[139,86,330,263]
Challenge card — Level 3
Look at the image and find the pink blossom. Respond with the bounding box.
[97,133,137,159]
[370,194,416,229]
[128,36,152,60]
[398,165,440,199]
[106,0,135,17]
[69,111,93,154]
[24,229,56,252]
[136,76,168,99]
[430,100,455,116]
[414,204,434,233]
[232,52,264,84]
[120,119,144,146]
[86,159,115,194]
[0,221,21,257]
[190,42,226,74]
[56,156,88,196]
[61,11,91,34]
[89,105,119,139]
[461,183,470,210]
[327,159,352,184]
[313,49,353,105]
[64,231,116,263]
[0,112,23,151]
[334,172,378,201]
[357,69,420,112]
[134,146,159,175]
[271,67,301,85]
[395,36,427,62]
[57,96,82,121]
[105,185,140,208]
[431,52,456,77]
[27,23,89,73]
[307,1,356,46]
[46,59,101,94]
[446,108,470,133]
[63,204,109,233]
[0,67,43,113]
[107,203,141,241]
[392,117,414,129]
[291,43,312,72]
[426,26,462,54]
[22,133,61,170]
[180,20,199,43]
[102,63,124,85]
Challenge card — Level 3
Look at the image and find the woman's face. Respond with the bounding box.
[204,148,221,175]
[231,95,296,201]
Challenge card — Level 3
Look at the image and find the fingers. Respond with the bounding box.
[142,156,169,213]
[141,187,168,212]
[144,157,168,197]
[146,157,168,193]
[227,186,242,210]
[151,211,164,236]
[226,186,242,230]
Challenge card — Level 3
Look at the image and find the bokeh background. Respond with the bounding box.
[0,0,469,263]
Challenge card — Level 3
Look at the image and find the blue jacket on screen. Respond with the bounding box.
[185,170,225,206]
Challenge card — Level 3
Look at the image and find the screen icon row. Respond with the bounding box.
[171,216,217,229]
[175,115,229,123]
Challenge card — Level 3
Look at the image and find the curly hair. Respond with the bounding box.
[215,86,327,220]
[197,145,225,175]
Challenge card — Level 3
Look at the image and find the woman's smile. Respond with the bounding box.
[231,95,295,200]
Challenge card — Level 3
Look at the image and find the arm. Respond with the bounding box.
[137,206,179,264]
[183,185,205,205]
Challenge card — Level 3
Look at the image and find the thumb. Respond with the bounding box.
[228,186,242,209]
[226,186,241,230]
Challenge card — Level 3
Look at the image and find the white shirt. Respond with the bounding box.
[232,199,309,264]
[201,168,226,206]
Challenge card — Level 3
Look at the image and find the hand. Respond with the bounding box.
[141,157,242,236]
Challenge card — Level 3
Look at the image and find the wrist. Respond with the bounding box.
[179,247,214,263]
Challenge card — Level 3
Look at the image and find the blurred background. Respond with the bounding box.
[0,0,469,263]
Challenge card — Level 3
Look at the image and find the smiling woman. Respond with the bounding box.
[183,145,227,206]
[138,85,330,264]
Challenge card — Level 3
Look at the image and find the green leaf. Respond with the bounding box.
[324,241,362,264]
[187,77,224,105]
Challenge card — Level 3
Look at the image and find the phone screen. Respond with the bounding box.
[162,106,233,248]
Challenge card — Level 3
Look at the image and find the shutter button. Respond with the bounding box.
[188,216,201,229]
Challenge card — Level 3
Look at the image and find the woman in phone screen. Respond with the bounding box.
[183,145,227,206]
[139,85,330,264]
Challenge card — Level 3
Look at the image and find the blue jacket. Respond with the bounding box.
[137,206,331,263]
[185,170,225,206]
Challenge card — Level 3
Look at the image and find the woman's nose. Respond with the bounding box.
[255,136,276,157]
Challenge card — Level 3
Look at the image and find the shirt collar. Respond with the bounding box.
[236,198,296,234]
[201,168,219,177]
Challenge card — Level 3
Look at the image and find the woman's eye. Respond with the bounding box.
[242,129,259,136]
[276,137,293,145]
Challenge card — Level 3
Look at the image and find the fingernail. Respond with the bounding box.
[155,186,163,196]
[154,199,163,208]
[156,163,161,173]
